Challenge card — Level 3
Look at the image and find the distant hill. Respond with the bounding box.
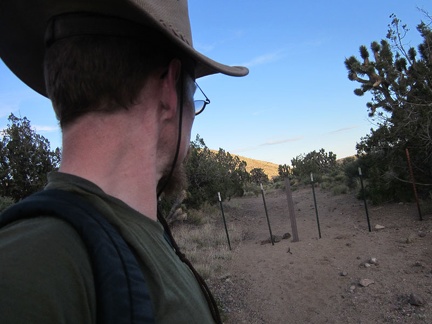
[209,151,355,180]
[238,155,280,178]
[210,150,280,178]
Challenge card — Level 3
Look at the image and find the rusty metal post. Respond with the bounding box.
[310,173,322,239]
[284,177,299,242]
[405,148,423,221]
[260,183,274,245]
[358,167,371,232]
[218,192,231,250]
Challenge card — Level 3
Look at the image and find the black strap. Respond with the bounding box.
[0,189,154,324]
[157,210,222,324]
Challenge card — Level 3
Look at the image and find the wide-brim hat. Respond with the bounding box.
[0,0,249,97]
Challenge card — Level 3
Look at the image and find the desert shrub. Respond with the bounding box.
[272,180,285,190]
[242,182,261,197]
[320,174,332,189]
[419,193,432,215]
[333,171,346,183]
[186,209,206,226]
[344,158,361,189]
[0,196,14,212]
[185,203,218,226]
[354,158,413,204]
[289,177,301,188]
[332,184,349,195]
[291,148,337,179]
[420,198,432,215]
[271,175,281,183]
[185,136,249,209]
[250,168,269,184]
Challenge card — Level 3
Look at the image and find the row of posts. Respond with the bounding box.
[218,154,423,249]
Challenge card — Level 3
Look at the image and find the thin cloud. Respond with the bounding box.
[0,89,40,117]
[233,136,303,153]
[301,37,329,48]
[326,126,358,135]
[0,125,59,138]
[241,50,284,68]
[195,42,216,53]
[260,137,303,146]
[195,29,244,54]
[33,125,59,132]
[0,99,20,118]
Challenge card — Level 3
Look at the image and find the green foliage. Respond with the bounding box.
[289,149,356,196]
[0,196,14,212]
[271,164,291,183]
[317,169,350,196]
[215,148,249,198]
[278,164,291,177]
[185,135,249,209]
[279,148,353,196]
[0,114,61,201]
[249,168,269,184]
[345,12,432,203]
[277,181,286,190]
[185,203,218,226]
[242,181,261,197]
[291,148,337,179]
[332,184,349,196]
[343,157,361,190]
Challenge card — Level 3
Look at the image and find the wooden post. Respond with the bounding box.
[284,177,299,242]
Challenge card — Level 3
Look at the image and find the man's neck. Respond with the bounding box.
[59,111,163,221]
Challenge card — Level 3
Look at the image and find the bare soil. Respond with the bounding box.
[208,186,432,324]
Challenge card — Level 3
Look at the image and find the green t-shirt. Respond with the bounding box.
[0,172,214,323]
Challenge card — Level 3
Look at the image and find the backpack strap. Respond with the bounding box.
[0,189,155,324]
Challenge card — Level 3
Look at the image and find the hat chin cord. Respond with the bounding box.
[155,77,222,324]
[156,98,182,199]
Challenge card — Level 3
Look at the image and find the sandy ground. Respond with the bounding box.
[209,186,432,324]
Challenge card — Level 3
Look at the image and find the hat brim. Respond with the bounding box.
[0,0,248,97]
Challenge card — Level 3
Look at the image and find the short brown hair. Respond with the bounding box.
[44,29,193,127]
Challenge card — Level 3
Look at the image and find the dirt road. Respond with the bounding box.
[210,187,432,323]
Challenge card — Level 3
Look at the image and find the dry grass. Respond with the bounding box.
[171,205,243,280]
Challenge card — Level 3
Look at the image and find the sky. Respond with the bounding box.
[0,0,430,166]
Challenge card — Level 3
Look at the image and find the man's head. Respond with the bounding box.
[43,14,195,127]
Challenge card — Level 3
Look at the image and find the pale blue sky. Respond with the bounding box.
[0,0,430,165]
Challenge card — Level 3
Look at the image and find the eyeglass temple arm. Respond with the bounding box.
[195,82,210,104]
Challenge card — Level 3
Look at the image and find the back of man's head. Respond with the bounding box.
[44,15,193,127]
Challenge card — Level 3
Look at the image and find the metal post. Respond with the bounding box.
[310,173,322,239]
[217,192,231,250]
[358,168,371,232]
[405,148,423,221]
[284,177,299,242]
[260,183,274,245]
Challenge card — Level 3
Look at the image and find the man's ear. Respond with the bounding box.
[160,59,182,120]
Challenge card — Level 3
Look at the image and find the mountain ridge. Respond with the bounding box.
[237,154,280,178]
[209,150,280,178]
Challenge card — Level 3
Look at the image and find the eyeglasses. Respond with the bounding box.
[194,82,210,116]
